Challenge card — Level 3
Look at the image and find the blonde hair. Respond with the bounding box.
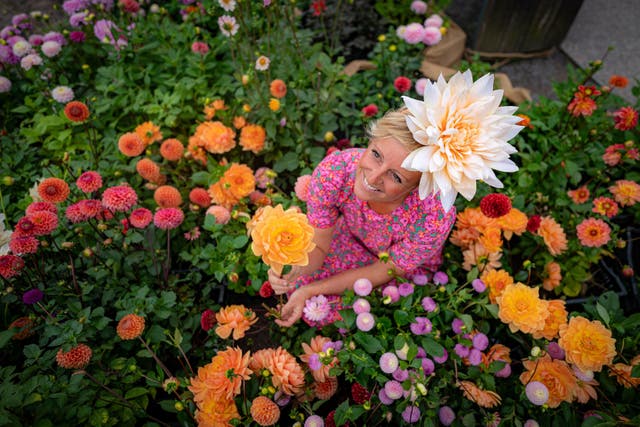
[366,107,420,152]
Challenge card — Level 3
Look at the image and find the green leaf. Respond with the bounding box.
[596,302,610,326]
[0,330,14,349]
[125,387,148,400]
[354,332,382,353]
[421,336,445,358]
[23,344,41,360]
[393,310,410,326]
[273,151,299,172]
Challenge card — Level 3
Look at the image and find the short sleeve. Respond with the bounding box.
[389,201,456,274]
[306,150,358,229]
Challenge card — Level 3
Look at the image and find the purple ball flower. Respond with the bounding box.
[546,341,565,360]
[421,297,437,312]
[23,288,43,305]
[433,271,449,285]
[409,317,432,335]
[308,353,321,371]
[525,381,549,406]
[433,349,448,364]
[69,31,86,43]
[356,312,375,332]
[454,344,470,358]
[472,278,487,292]
[382,285,399,304]
[421,357,435,374]
[438,406,456,426]
[379,352,399,374]
[495,363,512,378]
[412,273,429,286]
[304,415,324,427]
[353,278,373,296]
[468,348,483,366]
[452,318,465,334]
[352,298,370,314]
[402,405,420,423]
[273,390,291,406]
[472,333,489,351]
[378,388,393,404]
[416,347,426,358]
[398,282,414,297]
[384,380,403,400]
[524,420,540,427]
[392,368,408,382]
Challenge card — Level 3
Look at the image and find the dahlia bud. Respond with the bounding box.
[616,239,627,249]
[97,223,108,231]
[416,383,427,396]
[622,266,634,278]
[103,238,112,246]
[531,346,541,357]
[82,248,94,258]
[324,131,335,143]
[114,170,122,177]
[241,74,249,85]
[624,140,635,148]
[174,402,184,411]
[363,401,371,410]
[1,176,14,186]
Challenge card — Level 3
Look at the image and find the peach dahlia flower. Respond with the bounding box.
[497,283,549,334]
[558,316,616,373]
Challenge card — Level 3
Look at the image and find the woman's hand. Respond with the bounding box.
[275,288,308,327]
[267,267,300,295]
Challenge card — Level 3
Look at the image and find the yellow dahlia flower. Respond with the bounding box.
[497,283,549,334]
[558,316,616,373]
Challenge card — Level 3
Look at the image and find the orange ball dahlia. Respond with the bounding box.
[189,187,212,208]
[154,185,182,208]
[160,138,184,161]
[37,177,70,204]
[134,121,162,146]
[558,315,616,372]
[269,79,287,98]
[190,121,236,154]
[64,101,90,122]
[117,313,145,340]
[118,132,146,157]
[250,396,280,426]
[56,343,92,369]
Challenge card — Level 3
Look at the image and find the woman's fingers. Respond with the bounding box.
[267,268,294,295]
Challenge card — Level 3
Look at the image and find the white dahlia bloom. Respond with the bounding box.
[401,70,523,212]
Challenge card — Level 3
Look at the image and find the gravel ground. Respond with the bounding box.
[1,0,65,27]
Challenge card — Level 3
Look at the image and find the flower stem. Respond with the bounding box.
[138,336,173,379]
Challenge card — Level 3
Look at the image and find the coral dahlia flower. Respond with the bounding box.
[154,185,182,208]
[401,71,522,212]
[558,316,616,372]
[609,179,640,206]
[519,355,576,408]
[153,208,184,230]
[215,305,257,340]
[592,196,619,218]
[118,132,145,157]
[76,171,103,193]
[269,79,287,98]
[56,343,92,369]
[567,185,590,204]
[134,121,162,146]
[457,380,501,408]
[64,101,90,122]
[537,216,568,256]
[37,177,70,204]
[189,346,252,402]
[160,138,184,161]
[117,313,145,340]
[250,396,280,426]
[613,106,638,131]
[267,347,306,396]
[0,255,25,279]
[129,208,153,228]
[576,217,611,247]
[102,185,137,212]
[239,124,266,154]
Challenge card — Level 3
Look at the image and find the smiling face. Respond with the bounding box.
[354,137,422,212]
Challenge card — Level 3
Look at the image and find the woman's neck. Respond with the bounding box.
[367,200,401,214]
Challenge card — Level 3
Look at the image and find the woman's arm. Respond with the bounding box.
[275,259,400,327]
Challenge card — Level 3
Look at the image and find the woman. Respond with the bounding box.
[269,108,457,327]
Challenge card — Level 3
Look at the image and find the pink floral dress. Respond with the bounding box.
[295,148,457,327]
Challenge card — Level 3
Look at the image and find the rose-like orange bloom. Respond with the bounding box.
[481,269,514,304]
[250,204,316,275]
[233,116,246,129]
[249,190,272,207]
[462,242,502,272]
[194,396,240,426]
[38,178,70,204]
[118,132,145,157]
[249,348,275,372]
[558,316,616,372]
[246,206,267,235]
[482,344,511,368]
[56,343,93,369]
[496,207,528,240]
[300,335,337,383]
[190,121,236,154]
[542,261,562,291]
[224,163,256,200]
[215,305,258,340]
[154,185,182,208]
[136,158,162,182]
[609,355,640,388]
[160,138,184,161]
[134,121,162,146]
[457,380,501,408]
[8,317,36,340]
[186,137,208,165]
[266,347,305,396]
[609,179,640,206]
[573,375,599,404]
[519,355,577,408]
[449,227,480,248]
[479,227,502,253]
[250,396,280,426]
[64,101,90,122]
[567,185,590,204]
[609,75,628,88]
[269,79,287,98]
[189,346,252,403]
[497,283,549,334]
[117,313,145,340]
[208,180,239,210]
[576,217,611,247]
[239,124,266,154]
[532,299,567,340]
[537,216,568,256]
[455,207,498,234]
[189,187,211,208]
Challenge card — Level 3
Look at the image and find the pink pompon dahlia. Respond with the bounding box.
[76,171,103,193]
[153,207,184,230]
[102,185,138,212]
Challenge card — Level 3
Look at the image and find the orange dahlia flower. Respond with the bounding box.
[118,132,145,157]
[496,207,528,240]
[542,261,562,291]
[250,396,280,426]
[576,217,611,248]
[537,216,568,256]
[249,348,276,373]
[609,355,640,388]
[609,75,628,88]
[592,196,619,218]
[609,179,640,207]
[462,242,502,272]
[457,380,501,408]
[567,185,590,204]
[208,180,239,210]
[239,124,266,154]
[314,376,338,400]
[195,396,240,426]
[186,137,208,165]
[134,121,162,146]
[56,343,92,369]
[215,305,257,340]
[558,316,616,372]
[189,187,211,208]
[191,121,236,154]
[497,283,549,334]
[224,163,256,200]
[269,79,287,98]
[250,204,316,276]
[64,101,90,122]
[532,299,567,340]
[478,227,502,253]
[519,355,577,408]
[136,158,162,183]
[116,313,145,340]
[154,185,183,208]
[481,269,514,304]
[300,335,337,383]
[160,138,184,161]
[482,343,511,368]
[189,346,252,402]
[455,207,498,234]
[573,375,599,404]
[449,227,480,249]
[267,347,305,396]
[233,116,246,129]
[38,178,70,204]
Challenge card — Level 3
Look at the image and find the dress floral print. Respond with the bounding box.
[295,148,456,327]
